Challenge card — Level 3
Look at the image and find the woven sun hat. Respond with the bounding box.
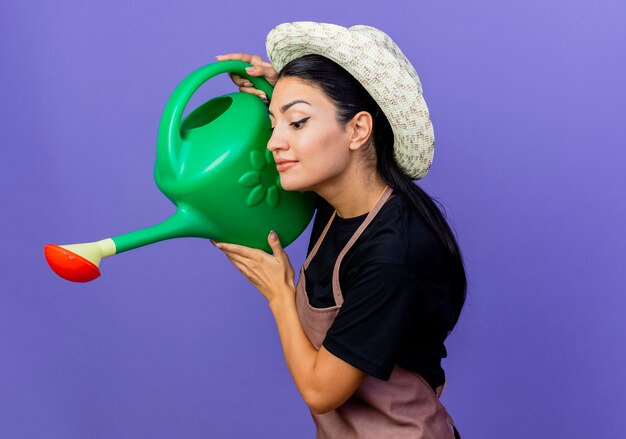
[265,21,434,180]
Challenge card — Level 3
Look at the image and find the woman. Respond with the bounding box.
[213,22,465,438]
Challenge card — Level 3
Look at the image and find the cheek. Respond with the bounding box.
[285,131,349,185]
[326,132,352,167]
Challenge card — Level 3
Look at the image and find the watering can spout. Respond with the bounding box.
[45,209,210,283]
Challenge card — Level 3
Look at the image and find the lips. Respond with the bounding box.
[275,157,298,172]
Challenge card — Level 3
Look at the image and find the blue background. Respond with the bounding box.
[2,0,625,437]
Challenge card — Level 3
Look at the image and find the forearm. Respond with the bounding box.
[212,236,359,410]
[269,292,328,411]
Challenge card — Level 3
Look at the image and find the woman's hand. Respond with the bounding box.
[215,53,277,104]
[213,231,295,305]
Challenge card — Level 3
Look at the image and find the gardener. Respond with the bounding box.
[214,21,465,439]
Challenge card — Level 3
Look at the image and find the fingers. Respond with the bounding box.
[216,53,269,69]
[227,77,268,102]
[212,237,294,297]
[267,231,294,276]
[214,242,270,290]
[215,52,256,63]
[213,241,254,271]
[267,231,284,258]
[222,253,261,288]
[244,61,276,77]
[223,251,252,275]
[213,241,264,258]
[247,62,278,86]
[216,52,278,88]
[228,73,254,88]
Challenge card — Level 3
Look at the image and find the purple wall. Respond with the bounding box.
[2,1,625,437]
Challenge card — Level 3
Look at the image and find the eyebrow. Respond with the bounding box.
[268,99,312,117]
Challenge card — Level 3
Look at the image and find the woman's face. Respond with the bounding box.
[267,77,354,193]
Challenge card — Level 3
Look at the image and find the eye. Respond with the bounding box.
[290,117,310,129]
[269,114,275,131]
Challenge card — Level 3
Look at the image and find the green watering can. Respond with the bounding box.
[45,60,316,283]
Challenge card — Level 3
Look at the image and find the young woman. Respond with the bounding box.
[213,22,465,438]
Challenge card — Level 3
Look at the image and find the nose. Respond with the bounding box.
[267,127,288,153]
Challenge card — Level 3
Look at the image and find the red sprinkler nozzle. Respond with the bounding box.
[44,244,101,283]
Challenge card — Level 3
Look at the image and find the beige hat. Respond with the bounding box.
[266,21,434,180]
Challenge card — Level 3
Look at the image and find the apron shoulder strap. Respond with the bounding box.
[331,186,394,306]
[303,210,337,270]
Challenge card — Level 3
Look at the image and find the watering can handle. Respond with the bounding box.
[157,60,274,175]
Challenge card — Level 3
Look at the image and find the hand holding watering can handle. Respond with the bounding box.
[157,60,274,178]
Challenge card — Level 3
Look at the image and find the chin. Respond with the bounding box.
[278,175,313,193]
[279,181,306,192]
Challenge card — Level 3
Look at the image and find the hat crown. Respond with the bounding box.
[348,25,423,95]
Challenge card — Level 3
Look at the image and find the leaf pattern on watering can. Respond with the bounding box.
[240,150,282,208]
[239,171,260,188]
[266,186,280,208]
[250,151,266,170]
[247,185,267,207]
